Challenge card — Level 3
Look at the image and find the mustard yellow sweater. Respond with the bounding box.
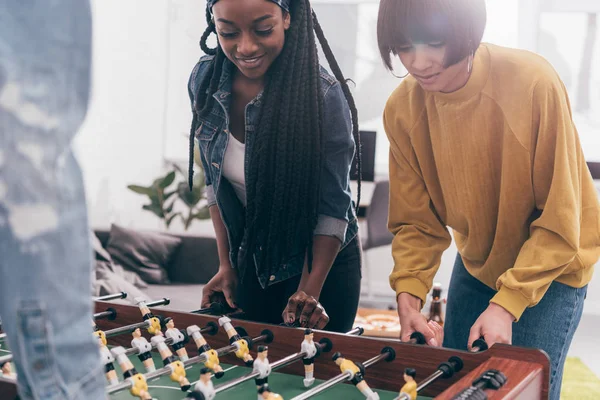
[383,43,600,321]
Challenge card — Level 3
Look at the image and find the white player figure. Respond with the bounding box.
[131,327,156,372]
[187,367,216,400]
[253,346,272,400]
[301,328,318,387]
[163,317,188,361]
[95,331,119,385]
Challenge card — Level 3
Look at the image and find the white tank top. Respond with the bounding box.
[222,132,247,206]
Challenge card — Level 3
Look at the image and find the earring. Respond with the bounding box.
[467,51,474,74]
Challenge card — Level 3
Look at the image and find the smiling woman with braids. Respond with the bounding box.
[188,0,362,332]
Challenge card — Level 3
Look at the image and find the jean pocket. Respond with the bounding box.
[17,301,68,399]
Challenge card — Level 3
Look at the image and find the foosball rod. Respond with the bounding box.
[215,326,361,392]
[95,292,128,302]
[396,356,464,400]
[106,330,273,395]
[94,297,170,324]
[291,347,396,400]
[346,326,364,336]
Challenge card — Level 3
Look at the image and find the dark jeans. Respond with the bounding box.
[443,254,587,400]
[237,236,362,333]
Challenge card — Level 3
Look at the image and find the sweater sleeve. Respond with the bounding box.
[491,76,587,321]
[384,105,452,305]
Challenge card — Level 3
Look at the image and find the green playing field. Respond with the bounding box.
[109,349,433,400]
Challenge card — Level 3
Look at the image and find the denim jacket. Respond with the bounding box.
[188,55,358,288]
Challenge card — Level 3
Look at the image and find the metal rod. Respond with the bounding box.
[215,350,307,392]
[146,298,170,308]
[93,309,116,321]
[105,321,150,338]
[292,372,352,400]
[95,292,127,302]
[291,352,390,400]
[106,332,269,395]
[417,369,444,392]
[394,372,443,400]
[362,352,389,369]
[346,326,364,336]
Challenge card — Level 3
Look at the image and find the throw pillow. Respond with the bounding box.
[106,224,182,284]
[91,232,112,262]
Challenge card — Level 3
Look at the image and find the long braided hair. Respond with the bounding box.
[190,0,361,272]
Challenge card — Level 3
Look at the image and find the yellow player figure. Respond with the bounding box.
[150,334,191,391]
[164,317,188,361]
[131,327,156,372]
[398,368,417,400]
[301,328,318,387]
[187,325,225,378]
[218,316,253,366]
[258,384,283,399]
[135,297,162,335]
[332,352,379,400]
[111,346,152,400]
[93,329,119,385]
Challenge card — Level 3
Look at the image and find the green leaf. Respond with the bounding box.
[191,207,211,220]
[177,181,201,207]
[127,185,154,196]
[166,213,181,227]
[164,190,177,201]
[142,204,164,218]
[159,171,176,189]
[165,200,176,214]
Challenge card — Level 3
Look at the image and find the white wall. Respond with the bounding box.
[74,0,214,234]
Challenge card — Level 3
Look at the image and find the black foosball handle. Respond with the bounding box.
[409,331,426,345]
[471,337,488,352]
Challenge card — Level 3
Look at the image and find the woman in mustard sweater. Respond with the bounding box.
[377,1,600,399]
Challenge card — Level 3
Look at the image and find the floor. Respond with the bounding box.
[568,313,600,377]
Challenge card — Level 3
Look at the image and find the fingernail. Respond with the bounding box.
[429,338,438,347]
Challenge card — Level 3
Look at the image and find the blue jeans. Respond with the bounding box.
[443,254,587,400]
[0,1,105,399]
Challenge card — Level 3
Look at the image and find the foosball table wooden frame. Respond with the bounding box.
[0,300,550,399]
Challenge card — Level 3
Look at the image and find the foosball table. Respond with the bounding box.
[0,293,550,399]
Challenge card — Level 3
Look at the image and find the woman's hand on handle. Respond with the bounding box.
[200,267,240,310]
[397,292,441,346]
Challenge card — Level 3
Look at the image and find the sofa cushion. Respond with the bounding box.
[106,224,182,284]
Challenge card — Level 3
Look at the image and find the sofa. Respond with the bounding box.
[93,225,219,312]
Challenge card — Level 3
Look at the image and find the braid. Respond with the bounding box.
[200,7,217,56]
[188,9,223,189]
[312,11,362,210]
[246,0,323,273]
